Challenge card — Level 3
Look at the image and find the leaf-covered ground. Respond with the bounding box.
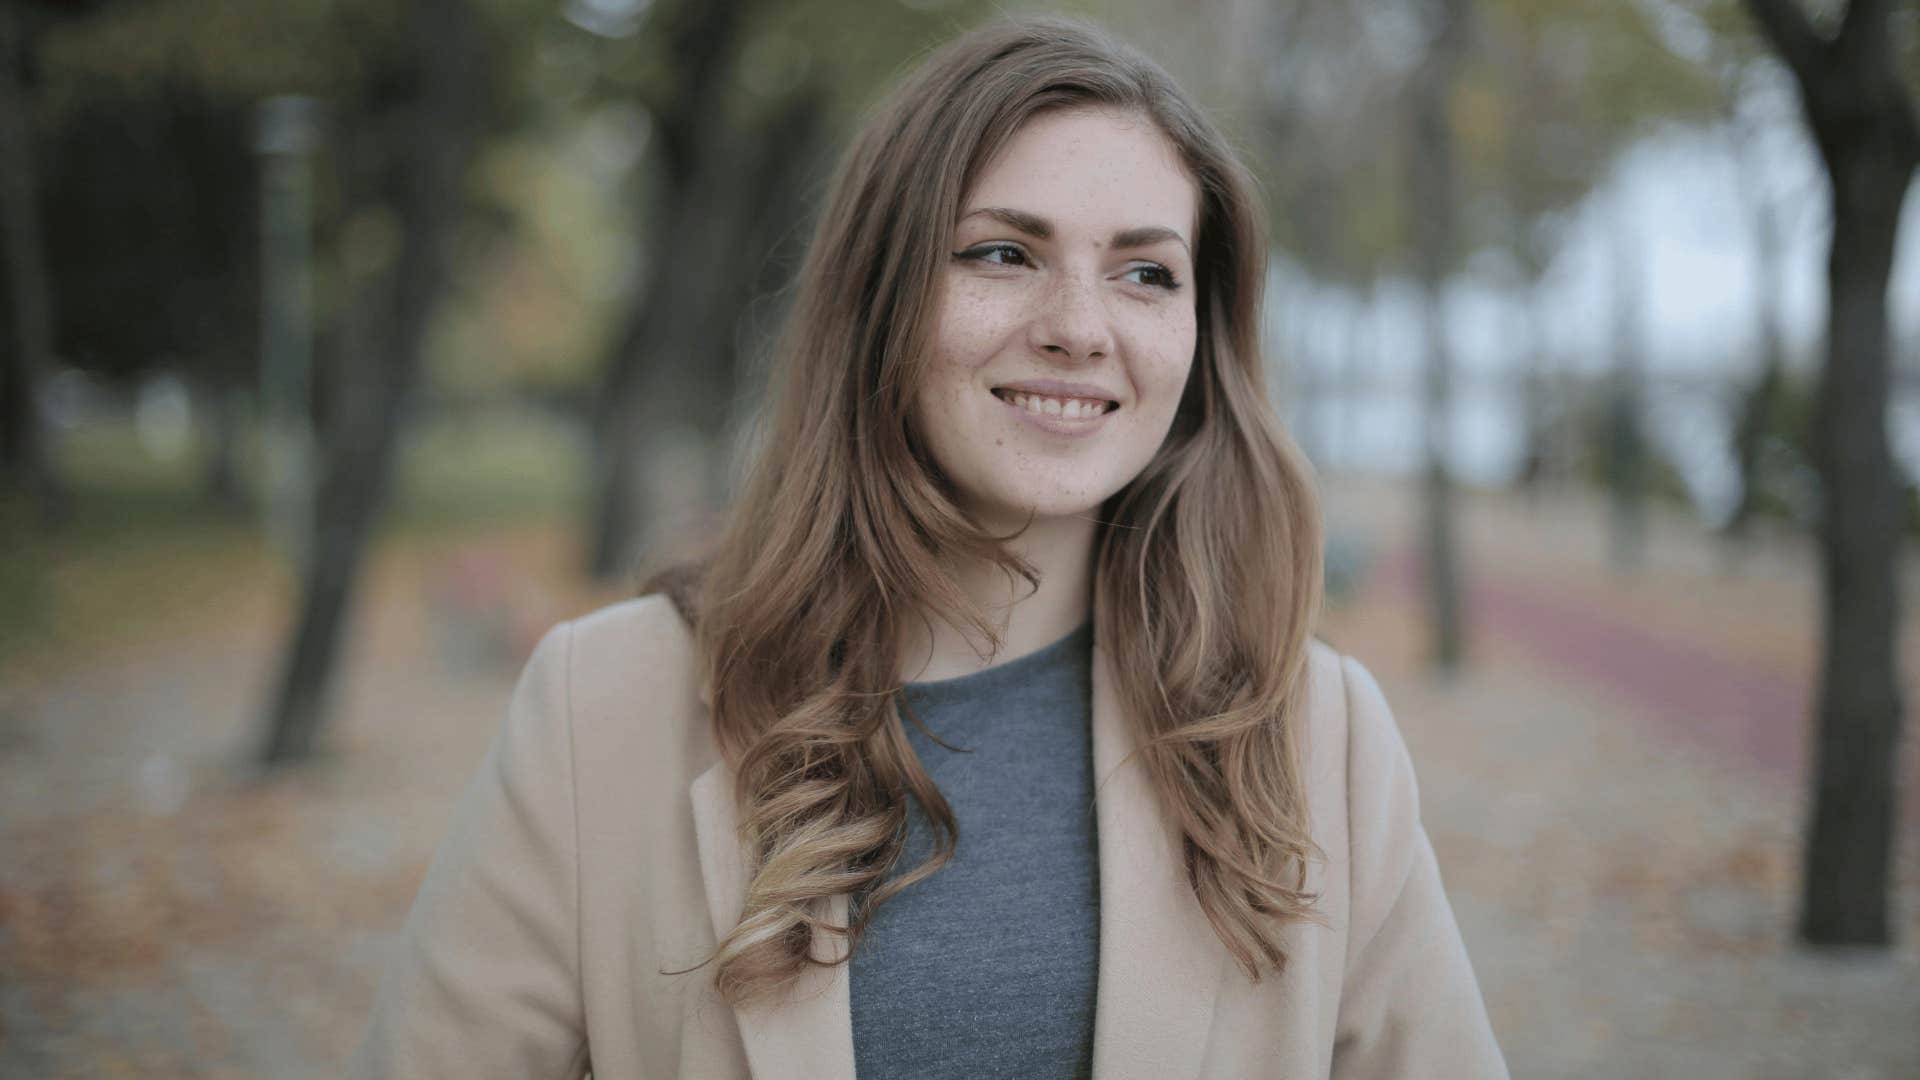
[2,484,1917,1078]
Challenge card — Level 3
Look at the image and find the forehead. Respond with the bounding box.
[963,107,1198,239]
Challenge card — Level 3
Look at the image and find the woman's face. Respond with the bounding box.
[912,106,1200,533]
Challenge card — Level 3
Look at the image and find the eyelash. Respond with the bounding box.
[951,242,1183,292]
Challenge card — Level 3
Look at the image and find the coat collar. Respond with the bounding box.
[689,622,1226,1079]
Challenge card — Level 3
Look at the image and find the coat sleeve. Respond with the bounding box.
[350,621,591,1079]
[1330,655,1508,1079]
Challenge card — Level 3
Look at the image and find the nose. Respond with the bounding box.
[1027,270,1113,364]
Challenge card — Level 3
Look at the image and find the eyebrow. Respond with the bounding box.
[960,206,1190,254]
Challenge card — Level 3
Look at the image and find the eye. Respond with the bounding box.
[953,242,1031,268]
[1121,262,1182,291]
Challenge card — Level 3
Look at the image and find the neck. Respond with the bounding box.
[898,511,1097,684]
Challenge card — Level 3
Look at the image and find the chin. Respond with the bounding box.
[962,478,1120,530]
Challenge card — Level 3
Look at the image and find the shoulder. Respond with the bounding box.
[1299,638,1424,882]
[511,594,695,716]
[1302,638,1347,729]
[1300,640,1430,948]
[1300,639,1415,808]
[538,594,718,790]
[562,593,700,690]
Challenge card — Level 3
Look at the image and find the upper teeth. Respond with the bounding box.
[1001,392,1110,419]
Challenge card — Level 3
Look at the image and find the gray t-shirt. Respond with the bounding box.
[849,619,1100,1079]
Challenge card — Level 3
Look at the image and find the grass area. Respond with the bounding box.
[388,404,589,529]
[0,405,592,679]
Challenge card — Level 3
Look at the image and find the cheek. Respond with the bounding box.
[1133,307,1199,405]
[930,280,1018,375]
[915,291,998,449]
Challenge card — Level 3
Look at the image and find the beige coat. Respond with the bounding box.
[352,595,1507,1078]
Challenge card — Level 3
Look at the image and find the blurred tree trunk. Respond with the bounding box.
[1499,17,1554,503]
[586,0,753,579]
[1725,129,1790,538]
[588,80,826,580]
[1328,294,1361,470]
[1339,280,1378,474]
[1604,194,1647,570]
[722,81,829,427]
[1287,170,1339,467]
[1289,283,1324,465]
[1406,0,1471,673]
[653,85,821,546]
[261,0,483,763]
[199,377,249,511]
[0,4,63,522]
[1514,276,1552,497]
[1269,280,1303,427]
[1745,0,1916,945]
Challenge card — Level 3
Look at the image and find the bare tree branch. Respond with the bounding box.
[1837,0,1893,46]
[1743,0,1827,86]
[1833,0,1916,158]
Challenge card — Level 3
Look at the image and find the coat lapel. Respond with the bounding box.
[690,758,858,1080]
[1086,635,1226,1080]
[687,628,1226,1080]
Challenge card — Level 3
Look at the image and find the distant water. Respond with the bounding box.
[1261,117,1920,517]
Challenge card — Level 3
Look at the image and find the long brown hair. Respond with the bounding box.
[661,14,1324,1007]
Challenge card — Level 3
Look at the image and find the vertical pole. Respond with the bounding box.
[253,96,318,571]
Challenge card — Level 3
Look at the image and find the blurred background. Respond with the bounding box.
[1,0,1916,1075]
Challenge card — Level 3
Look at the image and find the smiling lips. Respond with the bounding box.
[990,387,1119,422]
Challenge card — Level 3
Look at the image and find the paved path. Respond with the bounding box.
[3,493,1918,1077]
[1384,543,1815,781]
[1324,479,1920,1078]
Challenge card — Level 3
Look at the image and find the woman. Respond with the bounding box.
[354,16,1507,1079]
